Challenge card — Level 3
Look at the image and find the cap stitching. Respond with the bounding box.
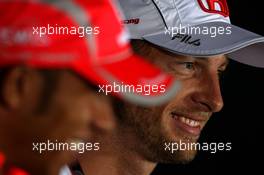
[172,0,183,25]
[151,0,169,29]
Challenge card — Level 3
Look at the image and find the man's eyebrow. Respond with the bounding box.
[195,56,229,68]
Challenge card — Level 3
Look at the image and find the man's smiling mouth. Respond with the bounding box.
[170,111,210,137]
[176,116,200,127]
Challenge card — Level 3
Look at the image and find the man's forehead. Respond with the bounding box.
[159,48,227,62]
[153,45,228,64]
[134,40,229,67]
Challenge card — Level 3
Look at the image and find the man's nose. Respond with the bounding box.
[191,73,224,112]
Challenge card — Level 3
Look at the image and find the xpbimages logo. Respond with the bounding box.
[98,82,166,96]
[32,140,100,154]
[164,24,232,40]
[32,24,100,37]
[164,141,232,154]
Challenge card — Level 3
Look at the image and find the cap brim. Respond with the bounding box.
[78,53,181,106]
[143,22,264,68]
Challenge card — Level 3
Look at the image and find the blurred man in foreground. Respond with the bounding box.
[0,0,179,175]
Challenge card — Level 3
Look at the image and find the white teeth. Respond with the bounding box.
[179,116,199,127]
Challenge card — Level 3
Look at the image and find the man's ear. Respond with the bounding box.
[90,95,116,132]
[0,67,39,110]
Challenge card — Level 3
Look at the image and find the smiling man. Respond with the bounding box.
[77,0,264,175]
[77,43,228,175]
[125,40,227,163]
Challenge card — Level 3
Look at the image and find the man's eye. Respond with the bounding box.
[183,62,194,70]
[168,61,195,77]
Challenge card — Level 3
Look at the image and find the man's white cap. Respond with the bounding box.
[117,0,264,68]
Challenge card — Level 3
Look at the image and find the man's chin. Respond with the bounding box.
[157,135,199,164]
[173,149,198,164]
[157,148,198,164]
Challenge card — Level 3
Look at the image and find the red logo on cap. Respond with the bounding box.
[197,0,229,17]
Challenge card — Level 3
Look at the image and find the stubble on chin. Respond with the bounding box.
[118,104,198,164]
